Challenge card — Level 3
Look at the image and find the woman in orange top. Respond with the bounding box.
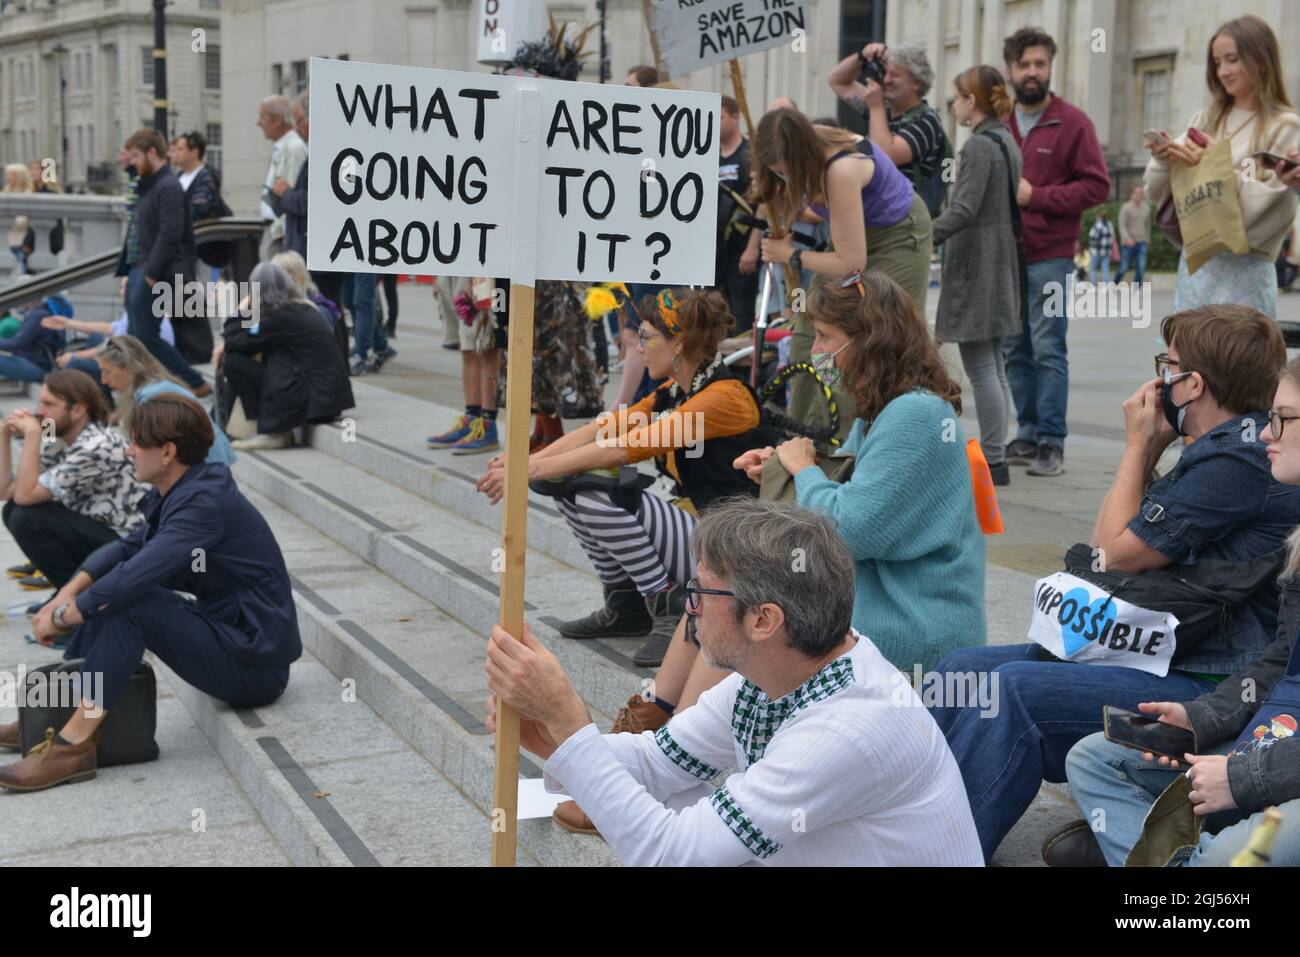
[476,288,770,667]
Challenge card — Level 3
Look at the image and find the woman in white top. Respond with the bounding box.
[1143,15,1300,319]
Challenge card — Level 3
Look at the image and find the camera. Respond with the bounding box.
[858,45,886,87]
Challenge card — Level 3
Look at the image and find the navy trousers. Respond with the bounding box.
[65,587,289,711]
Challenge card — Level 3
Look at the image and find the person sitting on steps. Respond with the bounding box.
[213,261,355,452]
[0,394,302,791]
[95,334,236,465]
[475,288,771,668]
[0,369,150,594]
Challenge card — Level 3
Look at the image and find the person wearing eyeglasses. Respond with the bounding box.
[930,303,1300,864]
[476,289,771,670]
[1055,354,1300,867]
[485,497,983,866]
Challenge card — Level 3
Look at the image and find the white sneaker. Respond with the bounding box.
[230,432,293,451]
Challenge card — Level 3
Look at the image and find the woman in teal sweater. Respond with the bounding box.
[637,271,987,728]
[766,271,987,672]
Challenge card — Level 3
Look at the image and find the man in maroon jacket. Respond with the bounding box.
[1001,27,1110,478]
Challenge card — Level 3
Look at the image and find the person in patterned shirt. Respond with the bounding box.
[0,370,148,589]
[485,498,982,866]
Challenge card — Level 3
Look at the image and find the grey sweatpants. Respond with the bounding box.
[958,337,1011,467]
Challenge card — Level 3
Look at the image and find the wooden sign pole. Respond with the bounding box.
[728,58,756,144]
[490,88,542,868]
[641,0,667,80]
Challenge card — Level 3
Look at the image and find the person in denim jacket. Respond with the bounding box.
[1061,354,1300,866]
[929,304,1300,863]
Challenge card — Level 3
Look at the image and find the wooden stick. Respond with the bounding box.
[490,280,534,867]
[728,58,756,144]
[490,88,541,868]
[641,0,667,80]
[722,57,797,296]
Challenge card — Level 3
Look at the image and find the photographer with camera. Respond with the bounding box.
[828,42,949,218]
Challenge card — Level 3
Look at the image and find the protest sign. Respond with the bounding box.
[306,57,719,285]
[476,0,545,66]
[647,0,808,76]
[1028,572,1179,677]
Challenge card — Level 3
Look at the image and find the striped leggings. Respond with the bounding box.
[556,490,696,597]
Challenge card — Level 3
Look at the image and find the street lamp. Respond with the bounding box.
[152,0,168,134]
[50,41,69,183]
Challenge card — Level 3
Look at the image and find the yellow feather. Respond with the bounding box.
[583,286,618,321]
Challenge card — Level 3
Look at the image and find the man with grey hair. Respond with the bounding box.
[484,498,982,866]
[269,91,310,260]
[256,94,308,260]
[828,41,950,217]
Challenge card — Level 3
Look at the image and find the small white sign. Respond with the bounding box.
[648,0,809,76]
[475,0,545,66]
[1028,572,1179,677]
[307,57,719,285]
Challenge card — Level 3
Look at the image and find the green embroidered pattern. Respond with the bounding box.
[710,785,782,859]
[654,726,721,780]
[731,655,855,768]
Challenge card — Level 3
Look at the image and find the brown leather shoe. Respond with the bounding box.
[192,383,214,398]
[0,721,19,751]
[610,694,671,735]
[553,800,600,836]
[0,728,98,791]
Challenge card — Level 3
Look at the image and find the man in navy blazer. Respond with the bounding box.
[0,393,300,791]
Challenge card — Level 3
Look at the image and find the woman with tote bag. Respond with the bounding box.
[1143,15,1300,319]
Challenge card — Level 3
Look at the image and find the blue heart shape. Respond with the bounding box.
[1058,587,1117,656]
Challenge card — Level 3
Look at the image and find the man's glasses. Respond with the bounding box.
[1268,410,1300,440]
[683,576,735,615]
[1154,353,1196,386]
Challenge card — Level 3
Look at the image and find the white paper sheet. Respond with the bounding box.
[516,777,571,820]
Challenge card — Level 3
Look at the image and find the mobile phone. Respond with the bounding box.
[1186,127,1209,148]
[1102,705,1197,760]
[1143,128,1169,149]
[1253,150,1295,172]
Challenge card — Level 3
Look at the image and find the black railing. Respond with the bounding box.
[0,217,266,313]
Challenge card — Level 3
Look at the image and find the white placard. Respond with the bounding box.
[306,57,719,285]
[648,0,809,76]
[475,0,545,66]
[1028,572,1179,677]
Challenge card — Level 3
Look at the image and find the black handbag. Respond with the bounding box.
[18,659,160,766]
[1061,543,1283,662]
[529,465,654,501]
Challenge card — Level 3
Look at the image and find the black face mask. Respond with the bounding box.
[1161,375,1195,436]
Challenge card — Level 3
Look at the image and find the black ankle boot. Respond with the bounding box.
[557,583,653,639]
[634,584,687,667]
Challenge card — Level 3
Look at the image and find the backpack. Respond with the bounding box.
[897,103,952,219]
[43,294,74,318]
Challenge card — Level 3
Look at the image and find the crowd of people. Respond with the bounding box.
[0,13,1297,870]
[474,15,1300,867]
